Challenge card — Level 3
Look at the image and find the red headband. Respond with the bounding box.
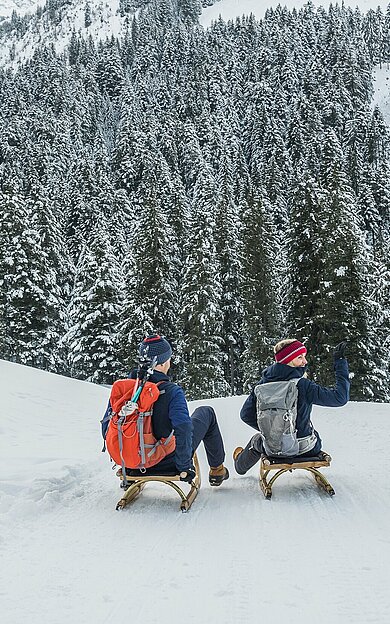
[275,341,307,364]
[144,335,162,343]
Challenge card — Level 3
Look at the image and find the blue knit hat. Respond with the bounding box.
[138,335,173,365]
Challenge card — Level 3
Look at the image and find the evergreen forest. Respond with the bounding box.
[0,0,389,401]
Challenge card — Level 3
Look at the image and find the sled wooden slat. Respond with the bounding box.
[119,474,183,482]
[262,458,331,470]
[115,453,201,512]
[259,452,335,499]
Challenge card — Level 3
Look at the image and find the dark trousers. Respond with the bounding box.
[235,434,264,475]
[191,405,225,467]
[126,405,225,475]
[235,433,322,475]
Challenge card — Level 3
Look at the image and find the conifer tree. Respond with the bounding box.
[180,166,229,399]
[289,131,384,399]
[116,149,180,372]
[65,217,123,384]
[113,86,144,193]
[215,146,244,393]
[287,170,328,345]
[0,180,62,370]
[240,185,281,388]
[178,0,201,26]
[96,37,124,98]
[177,121,204,195]
[27,184,71,373]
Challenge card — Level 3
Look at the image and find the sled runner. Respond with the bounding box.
[115,453,201,513]
[259,451,335,499]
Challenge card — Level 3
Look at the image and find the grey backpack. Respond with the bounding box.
[254,379,300,456]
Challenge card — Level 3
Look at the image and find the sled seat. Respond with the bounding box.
[259,451,334,499]
[115,453,201,513]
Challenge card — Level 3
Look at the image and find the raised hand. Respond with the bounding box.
[333,341,347,360]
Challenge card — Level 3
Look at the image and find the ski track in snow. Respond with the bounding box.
[1,361,390,623]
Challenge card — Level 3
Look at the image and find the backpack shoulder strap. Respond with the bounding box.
[155,380,175,396]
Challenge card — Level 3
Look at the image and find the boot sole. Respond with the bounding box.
[209,468,230,486]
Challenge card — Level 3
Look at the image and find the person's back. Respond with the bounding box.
[102,334,230,486]
[235,339,350,472]
[126,365,191,475]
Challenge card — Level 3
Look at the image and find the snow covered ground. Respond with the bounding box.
[0,0,38,19]
[0,0,126,66]
[2,0,390,70]
[200,0,390,26]
[1,359,390,624]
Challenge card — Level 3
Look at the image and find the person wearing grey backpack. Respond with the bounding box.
[233,339,350,474]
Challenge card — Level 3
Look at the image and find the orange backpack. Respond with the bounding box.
[105,378,176,472]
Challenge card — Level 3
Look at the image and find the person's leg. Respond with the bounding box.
[234,434,263,475]
[191,406,228,485]
[191,406,225,467]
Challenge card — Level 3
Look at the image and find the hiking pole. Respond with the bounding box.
[131,355,158,403]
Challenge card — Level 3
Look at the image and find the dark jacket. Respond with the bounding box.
[101,370,193,473]
[240,358,350,454]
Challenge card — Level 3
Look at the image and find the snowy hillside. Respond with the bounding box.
[200,0,390,26]
[2,0,390,141]
[1,360,390,624]
[2,0,390,67]
[0,0,129,65]
[0,0,38,19]
[2,0,390,128]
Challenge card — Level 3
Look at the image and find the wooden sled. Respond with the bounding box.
[259,451,335,499]
[115,453,201,513]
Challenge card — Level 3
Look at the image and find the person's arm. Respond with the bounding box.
[301,358,350,407]
[240,390,260,430]
[167,387,193,472]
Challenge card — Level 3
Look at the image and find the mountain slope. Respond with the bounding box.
[2,0,390,68]
[1,360,389,624]
[200,0,390,26]
[0,0,129,66]
[0,0,38,19]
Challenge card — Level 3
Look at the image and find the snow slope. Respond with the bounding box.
[0,0,127,66]
[200,0,390,26]
[1,360,390,623]
[2,0,390,69]
[0,0,38,19]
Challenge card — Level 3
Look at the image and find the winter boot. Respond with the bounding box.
[209,464,229,486]
[233,447,244,461]
[234,435,263,475]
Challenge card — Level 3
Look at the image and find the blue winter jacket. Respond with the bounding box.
[240,358,350,454]
[101,370,193,474]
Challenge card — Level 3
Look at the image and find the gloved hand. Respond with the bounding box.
[179,465,196,483]
[333,341,347,360]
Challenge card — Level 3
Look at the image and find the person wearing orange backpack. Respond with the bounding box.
[101,335,229,486]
